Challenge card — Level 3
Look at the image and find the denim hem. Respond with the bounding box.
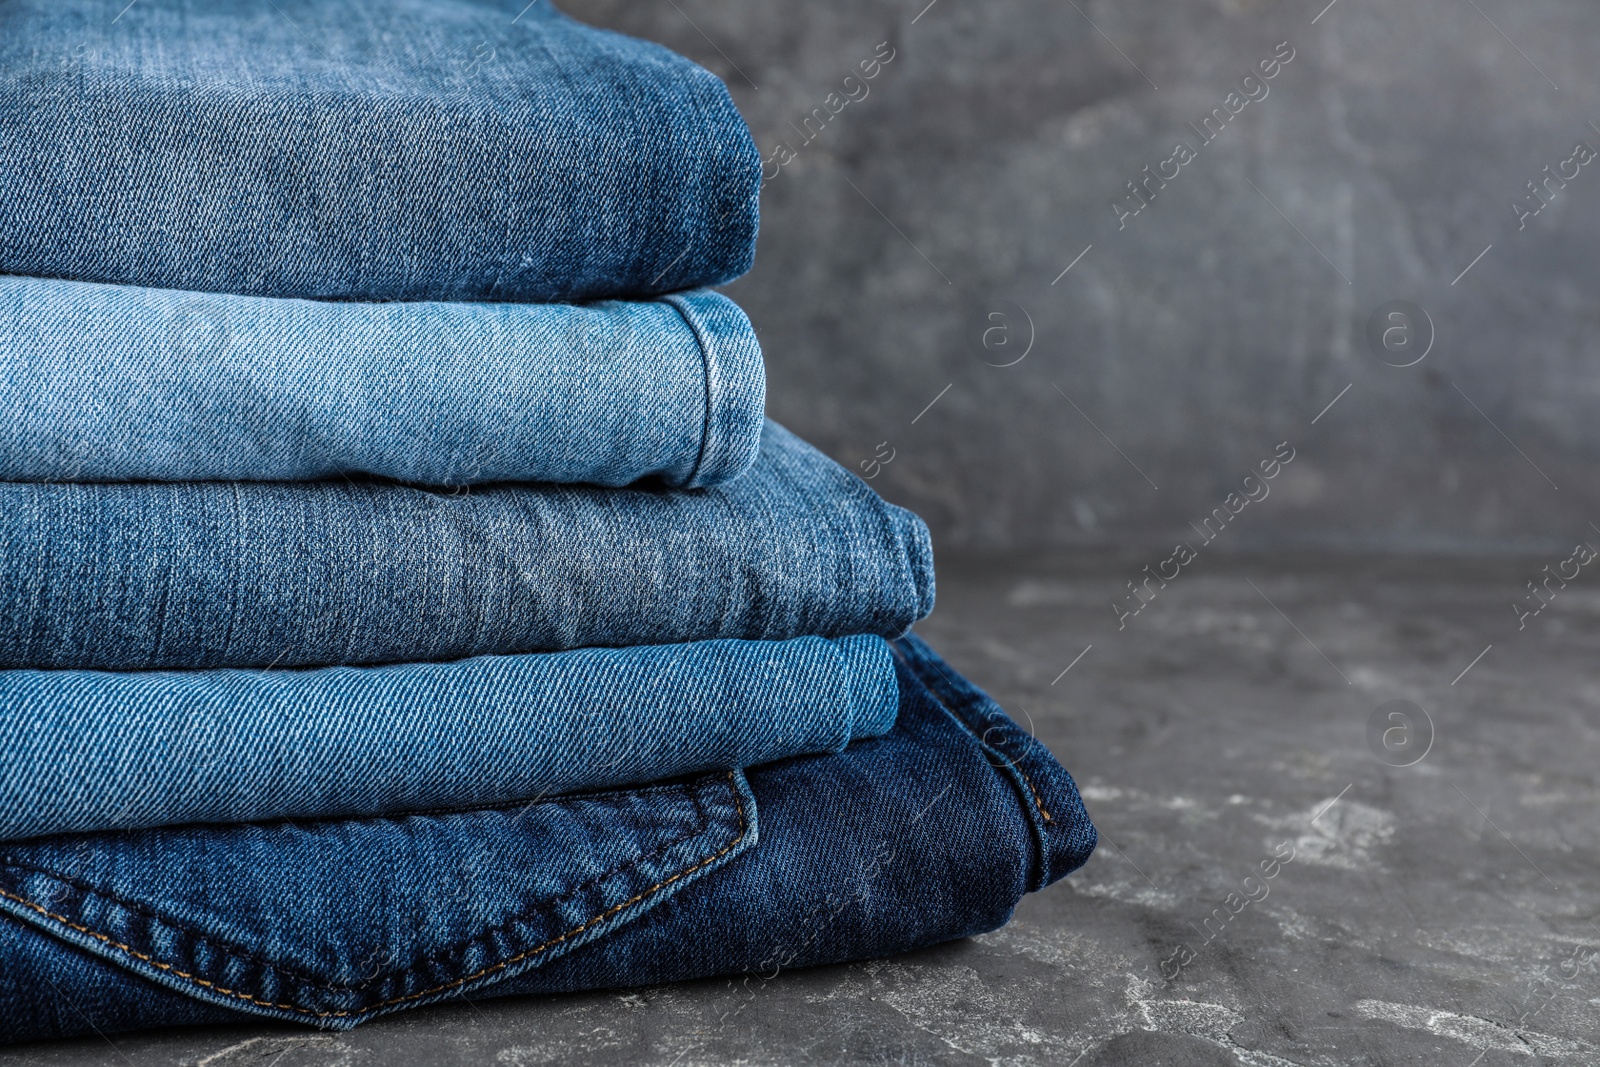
[661,290,765,489]
[0,771,758,1028]
[0,275,767,487]
[892,634,1097,892]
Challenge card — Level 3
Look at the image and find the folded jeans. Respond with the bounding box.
[0,0,759,303]
[0,634,1096,1043]
[0,279,763,487]
[0,420,934,670]
[0,634,896,841]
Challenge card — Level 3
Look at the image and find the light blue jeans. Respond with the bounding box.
[0,277,763,487]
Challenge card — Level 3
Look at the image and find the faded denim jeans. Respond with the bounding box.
[0,0,758,302]
[0,421,934,670]
[0,278,763,487]
[0,635,1096,1042]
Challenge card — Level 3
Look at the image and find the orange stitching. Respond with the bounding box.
[0,771,747,1020]
[1015,768,1053,824]
[2,778,717,994]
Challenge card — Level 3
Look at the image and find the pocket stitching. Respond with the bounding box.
[0,771,747,1019]
[0,778,715,992]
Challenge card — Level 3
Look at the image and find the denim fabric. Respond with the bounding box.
[0,421,933,670]
[0,0,758,302]
[0,278,762,487]
[0,634,896,842]
[0,635,1095,1042]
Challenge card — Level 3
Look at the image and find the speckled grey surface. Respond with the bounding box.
[7,552,1600,1065]
[571,0,1600,555]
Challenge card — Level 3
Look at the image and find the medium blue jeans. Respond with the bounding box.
[0,278,763,487]
[0,0,758,302]
[0,635,1096,1043]
[0,421,934,671]
[0,634,896,842]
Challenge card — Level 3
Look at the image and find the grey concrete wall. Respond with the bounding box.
[571,0,1600,554]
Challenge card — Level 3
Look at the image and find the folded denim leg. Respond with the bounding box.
[0,0,759,302]
[0,634,898,841]
[512,633,1097,996]
[0,634,1095,1043]
[0,280,762,487]
[0,420,934,671]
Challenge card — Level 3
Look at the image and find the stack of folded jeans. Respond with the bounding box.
[0,0,1096,1043]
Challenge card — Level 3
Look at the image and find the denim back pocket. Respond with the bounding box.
[0,770,755,1028]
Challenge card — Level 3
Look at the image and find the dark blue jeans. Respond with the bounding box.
[0,0,758,302]
[0,635,1095,1043]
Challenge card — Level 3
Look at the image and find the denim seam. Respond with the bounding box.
[0,777,721,993]
[0,771,747,1017]
[917,673,1055,824]
[662,294,718,489]
[892,643,1053,824]
[0,785,714,995]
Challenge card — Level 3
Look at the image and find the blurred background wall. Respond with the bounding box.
[569,0,1600,554]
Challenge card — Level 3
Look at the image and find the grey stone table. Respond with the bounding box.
[6,553,1599,1066]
